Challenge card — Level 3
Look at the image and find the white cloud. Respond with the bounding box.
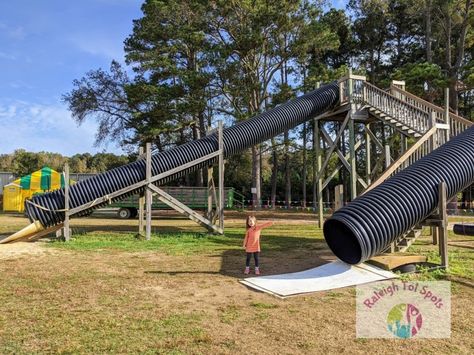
[0,100,123,156]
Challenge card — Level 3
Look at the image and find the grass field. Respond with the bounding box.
[0,211,473,354]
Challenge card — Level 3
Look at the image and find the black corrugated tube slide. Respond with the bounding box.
[25,82,339,228]
[324,125,474,264]
[453,224,474,236]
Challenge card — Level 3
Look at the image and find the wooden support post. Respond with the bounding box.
[349,108,357,200]
[314,119,324,228]
[401,134,408,169]
[401,134,407,154]
[334,185,344,211]
[218,120,224,231]
[384,145,391,169]
[430,112,437,151]
[365,123,371,185]
[63,163,70,241]
[445,87,450,141]
[207,165,213,220]
[432,226,438,245]
[438,181,448,269]
[138,146,145,236]
[145,142,152,241]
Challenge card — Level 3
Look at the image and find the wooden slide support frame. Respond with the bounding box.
[58,121,225,240]
[422,181,449,269]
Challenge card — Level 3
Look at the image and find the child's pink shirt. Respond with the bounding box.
[243,222,273,253]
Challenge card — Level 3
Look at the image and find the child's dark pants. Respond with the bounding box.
[246,252,259,267]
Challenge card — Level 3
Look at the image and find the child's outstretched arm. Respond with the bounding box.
[257,221,273,230]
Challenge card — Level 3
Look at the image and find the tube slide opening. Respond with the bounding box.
[323,218,362,265]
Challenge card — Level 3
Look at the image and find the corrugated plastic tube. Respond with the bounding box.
[25,82,339,228]
[453,224,474,236]
[324,125,474,264]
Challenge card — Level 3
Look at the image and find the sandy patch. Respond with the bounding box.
[0,241,56,260]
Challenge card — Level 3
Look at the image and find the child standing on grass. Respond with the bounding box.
[243,216,273,275]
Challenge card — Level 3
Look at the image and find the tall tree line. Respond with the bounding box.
[63,0,474,207]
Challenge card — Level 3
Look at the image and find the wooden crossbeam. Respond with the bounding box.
[363,126,437,194]
[314,112,351,184]
[320,127,351,172]
[321,140,362,190]
[148,184,223,234]
[365,126,384,152]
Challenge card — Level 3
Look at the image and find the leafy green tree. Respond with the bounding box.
[208,0,334,207]
[125,0,214,185]
[432,0,473,112]
[349,0,391,83]
[62,61,140,150]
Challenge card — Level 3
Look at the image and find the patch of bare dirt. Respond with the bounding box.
[0,241,57,260]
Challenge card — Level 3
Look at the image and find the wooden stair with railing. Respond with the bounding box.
[359,83,473,252]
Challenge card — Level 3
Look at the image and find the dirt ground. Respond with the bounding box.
[0,212,473,354]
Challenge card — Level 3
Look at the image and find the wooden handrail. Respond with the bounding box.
[362,126,437,194]
[390,85,473,127]
[364,82,432,114]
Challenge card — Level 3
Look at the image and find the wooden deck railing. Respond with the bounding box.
[390,85,473,137]
[338,75,473,193]
[339,77,432,134]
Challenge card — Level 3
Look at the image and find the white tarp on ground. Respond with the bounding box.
[240,261,398,298]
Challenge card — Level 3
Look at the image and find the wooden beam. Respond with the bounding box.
[438,181,448,269]
[445,87,451,141]
[218,121,224,230]
[138,146,145,236]
[363,126,437,194]
[148,184,223,234]
[320,127,351,172]
[145,142,152,241]
[314,111,351,184]
[314,119,323,228]
[432,227,439,245]
[365,126,384,152]
[349,108,357,200]
[322,140,363,190]
[384,145,391,169]
[321,118,367,192]
[63,163,70,242]
[366,124,371,185]
[207,166,213,220]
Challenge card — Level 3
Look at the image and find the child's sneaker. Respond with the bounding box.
[255,267,260,275]
[244,267,250,275]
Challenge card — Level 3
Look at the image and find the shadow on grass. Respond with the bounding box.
[139,231,334,278]
[447,243,474,250]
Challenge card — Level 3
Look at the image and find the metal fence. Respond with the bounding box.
[0,172,16,191]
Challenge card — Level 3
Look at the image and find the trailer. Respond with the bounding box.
[109,186,245,219]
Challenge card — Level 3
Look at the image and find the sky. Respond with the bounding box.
[0,0,346,157]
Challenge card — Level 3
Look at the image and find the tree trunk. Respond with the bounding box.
[270,138,278,209]
[425,0,432,63]
[252,145,261,209]
[193,123,204,187]
[302,122,307,208]
[284,130,291,208]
